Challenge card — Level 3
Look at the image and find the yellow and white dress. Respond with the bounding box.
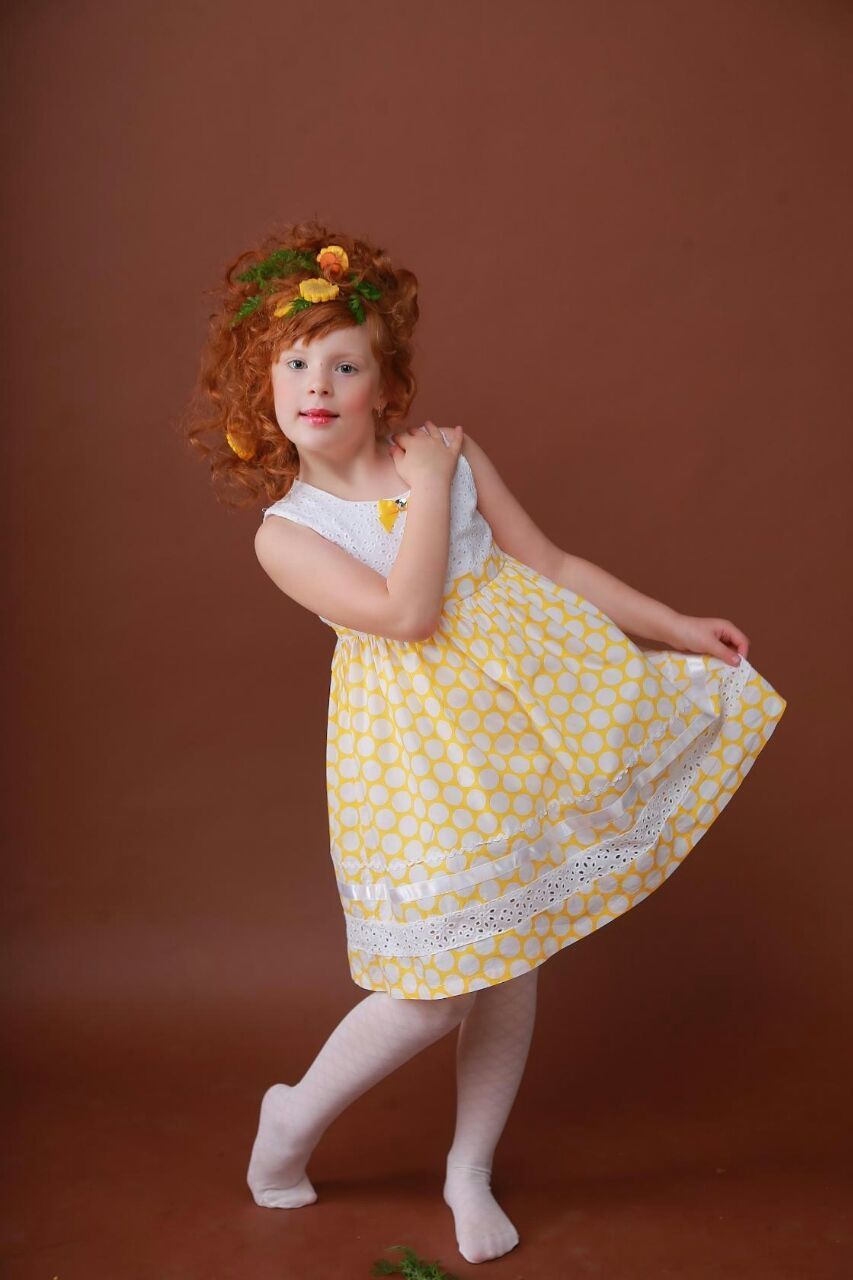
[261,452,787,1001]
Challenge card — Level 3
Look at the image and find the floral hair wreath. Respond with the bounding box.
[225,244,383,461]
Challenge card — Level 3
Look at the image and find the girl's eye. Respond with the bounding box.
[285,359,358,373]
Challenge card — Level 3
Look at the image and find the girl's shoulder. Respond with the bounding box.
[260,482,327,531]
[260,488,296,523]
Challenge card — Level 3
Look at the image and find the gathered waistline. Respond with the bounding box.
[327,541,508,642]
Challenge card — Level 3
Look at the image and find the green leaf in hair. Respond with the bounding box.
[228,294,264,327]
[352,277,383,302]
[228,246,383,327]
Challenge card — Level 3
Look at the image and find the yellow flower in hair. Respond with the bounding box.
[273,276,340,318]
[300,277,341,304]
[234,244,377,329]
[316,244,349,278]
[225,429,256,461]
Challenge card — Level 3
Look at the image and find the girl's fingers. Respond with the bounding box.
[720,621,748,653]
[400,420,463,450]
[717,620,749,665]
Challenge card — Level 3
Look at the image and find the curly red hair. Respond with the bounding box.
[178,218,420,508]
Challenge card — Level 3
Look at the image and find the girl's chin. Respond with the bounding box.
[300,416,339,430]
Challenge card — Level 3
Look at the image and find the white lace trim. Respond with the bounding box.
[343,656,753,957]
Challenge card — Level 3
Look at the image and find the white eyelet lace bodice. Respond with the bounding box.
[261,451,493,625]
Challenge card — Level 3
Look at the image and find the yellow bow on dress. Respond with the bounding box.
[377,496,409,532]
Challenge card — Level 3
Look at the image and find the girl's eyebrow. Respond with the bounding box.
[281,349,362,359]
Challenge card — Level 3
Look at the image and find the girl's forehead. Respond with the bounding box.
[281,344,367,357]
[276,332,378,361]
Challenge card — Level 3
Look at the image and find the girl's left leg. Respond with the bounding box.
[443,965,539,1264]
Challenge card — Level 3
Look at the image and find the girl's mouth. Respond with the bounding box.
[301,411,338,425]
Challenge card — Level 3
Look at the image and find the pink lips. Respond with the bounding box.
[301,411,337,422]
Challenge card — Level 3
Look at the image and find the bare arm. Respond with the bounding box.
[551,554,681,646]
[255,426,460,642]
[383,473,452,637]
[254,517,437,642]
[462,432,681,646]
[380,422,465,637]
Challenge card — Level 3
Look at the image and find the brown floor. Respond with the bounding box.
[4,990,851,1280]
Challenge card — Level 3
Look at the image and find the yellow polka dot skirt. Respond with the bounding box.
[325,542,787,1000]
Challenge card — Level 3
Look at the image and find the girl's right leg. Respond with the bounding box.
[247,987,478,1207]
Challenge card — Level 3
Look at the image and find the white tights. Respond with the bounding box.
[247,967,539,1265]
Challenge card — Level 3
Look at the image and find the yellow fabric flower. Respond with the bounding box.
[377,496,408,532]
[317,244,349,278]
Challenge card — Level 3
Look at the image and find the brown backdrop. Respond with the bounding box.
[4,1,851,1276]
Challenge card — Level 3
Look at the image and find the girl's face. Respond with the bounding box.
[271,325,386,454]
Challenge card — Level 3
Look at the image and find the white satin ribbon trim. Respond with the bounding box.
[680,653,717,717]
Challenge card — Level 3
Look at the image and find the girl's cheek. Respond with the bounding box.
[348,386,376,411]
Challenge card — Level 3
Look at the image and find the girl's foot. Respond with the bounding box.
[246,1083,318,1208]
[442,1159,520,1264]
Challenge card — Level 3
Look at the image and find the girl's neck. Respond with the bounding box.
[296,435,398,498]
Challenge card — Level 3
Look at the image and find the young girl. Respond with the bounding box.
[183,220,787,1266]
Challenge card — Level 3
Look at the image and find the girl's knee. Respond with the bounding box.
[435,989,477,1025]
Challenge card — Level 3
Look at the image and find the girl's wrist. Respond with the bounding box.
[661,610,687,648]
[408,474,453,502]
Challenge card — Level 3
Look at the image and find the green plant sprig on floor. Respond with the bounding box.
[371,1242,460,1280]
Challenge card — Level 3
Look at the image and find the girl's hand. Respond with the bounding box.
[388,421,463,491]
[670,613,750,667]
